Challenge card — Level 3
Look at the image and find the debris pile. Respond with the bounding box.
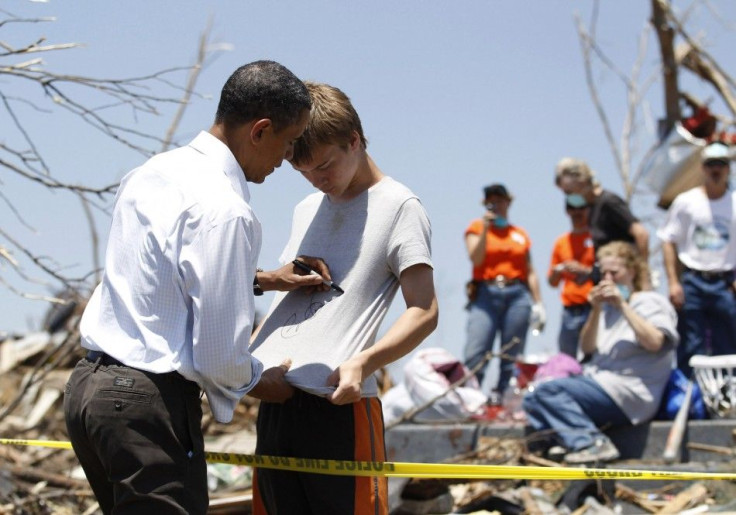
[0,330,265,514]
[392,436,736,514]
[1,332,735,514]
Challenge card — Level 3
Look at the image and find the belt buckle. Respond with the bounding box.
[495,275,507,288]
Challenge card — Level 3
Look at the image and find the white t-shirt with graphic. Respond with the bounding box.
[657,187,736,271]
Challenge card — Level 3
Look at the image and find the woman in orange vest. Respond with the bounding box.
[463,184,545,403]
[548,202,595,358]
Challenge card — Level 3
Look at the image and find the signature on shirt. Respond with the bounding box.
[280,295,325,339]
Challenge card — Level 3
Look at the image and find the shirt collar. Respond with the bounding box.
[188,131,251,202]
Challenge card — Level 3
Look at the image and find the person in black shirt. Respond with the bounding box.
[554,157,649,262]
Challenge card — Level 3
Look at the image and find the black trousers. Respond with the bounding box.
[64,356,207,514]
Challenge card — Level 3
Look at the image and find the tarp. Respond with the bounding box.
[641,122,706,209]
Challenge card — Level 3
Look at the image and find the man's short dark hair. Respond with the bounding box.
[214,60,311,131]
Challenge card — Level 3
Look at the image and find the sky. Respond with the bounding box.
[2,1,736,385]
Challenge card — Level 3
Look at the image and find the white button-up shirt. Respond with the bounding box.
[80,131,263,423]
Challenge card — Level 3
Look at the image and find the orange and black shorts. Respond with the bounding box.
[253,389,388,515]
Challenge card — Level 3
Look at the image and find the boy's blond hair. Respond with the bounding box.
[291,81,367,165]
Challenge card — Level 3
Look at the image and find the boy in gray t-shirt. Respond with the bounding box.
[249,82,438,514]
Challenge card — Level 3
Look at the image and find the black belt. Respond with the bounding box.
[564,303,591,314]
[86,350,127,367]
[684,267,734,281]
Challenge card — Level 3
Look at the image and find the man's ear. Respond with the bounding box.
[250,118,273,143]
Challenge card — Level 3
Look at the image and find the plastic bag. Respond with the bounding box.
[382,348,487,424]
[656,368,707,420]
[642,122,705,194]
[532,353,583,384]
[641,122,706,208]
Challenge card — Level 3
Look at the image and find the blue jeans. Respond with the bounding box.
[522,375,630,451]
[558,304,590,358]
[464,281,531,394]
[678,270,736,377]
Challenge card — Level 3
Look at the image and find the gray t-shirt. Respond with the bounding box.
[584,291,678,424]
[250,177,432,397]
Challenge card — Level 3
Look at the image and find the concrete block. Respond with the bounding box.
[608,419,736,462]
[385,423,478,463]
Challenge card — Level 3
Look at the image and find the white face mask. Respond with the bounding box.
[565,193,587,208]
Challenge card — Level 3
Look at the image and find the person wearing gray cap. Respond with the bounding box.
[657,141,736,377]
[554,158,650,262]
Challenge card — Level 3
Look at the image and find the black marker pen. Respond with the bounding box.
[292,260,345,294]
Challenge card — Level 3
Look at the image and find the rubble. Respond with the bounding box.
[1,332,736,514]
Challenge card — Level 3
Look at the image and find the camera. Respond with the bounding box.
[485,202,495,211]
[590,263,601,285]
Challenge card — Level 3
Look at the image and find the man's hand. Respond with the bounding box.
[669,281,685,310]
[248,359,294,403]
[325,357,365,405]
[258,256,332,293]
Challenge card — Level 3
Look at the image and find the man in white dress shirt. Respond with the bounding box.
[63,61,329,513]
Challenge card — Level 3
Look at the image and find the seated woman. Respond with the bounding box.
[523,241,678,463]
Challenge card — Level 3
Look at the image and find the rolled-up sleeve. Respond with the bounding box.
[181,215,263,422]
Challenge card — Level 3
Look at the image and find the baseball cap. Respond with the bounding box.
[702,142,731,163]
[483,183,511,199]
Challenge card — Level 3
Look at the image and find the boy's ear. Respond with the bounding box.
[250,119,272,143]
[349,130,361,150]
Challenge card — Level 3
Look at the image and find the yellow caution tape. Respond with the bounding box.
[2,438,735,481]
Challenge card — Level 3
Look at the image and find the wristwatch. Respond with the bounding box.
[253,268,264,296]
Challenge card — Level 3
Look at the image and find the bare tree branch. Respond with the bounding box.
[620,24,655,199]
[161,20,213,152]
[0,156,117,194]
[78,194,101,285]
[1,8,224,315]
[0,91,50,175]
[657,1,736,117]
[651,0,682,131]
[677,42,736,117]
[575,4,625,187]
[0,227,82,288]
[0,39,80,58]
